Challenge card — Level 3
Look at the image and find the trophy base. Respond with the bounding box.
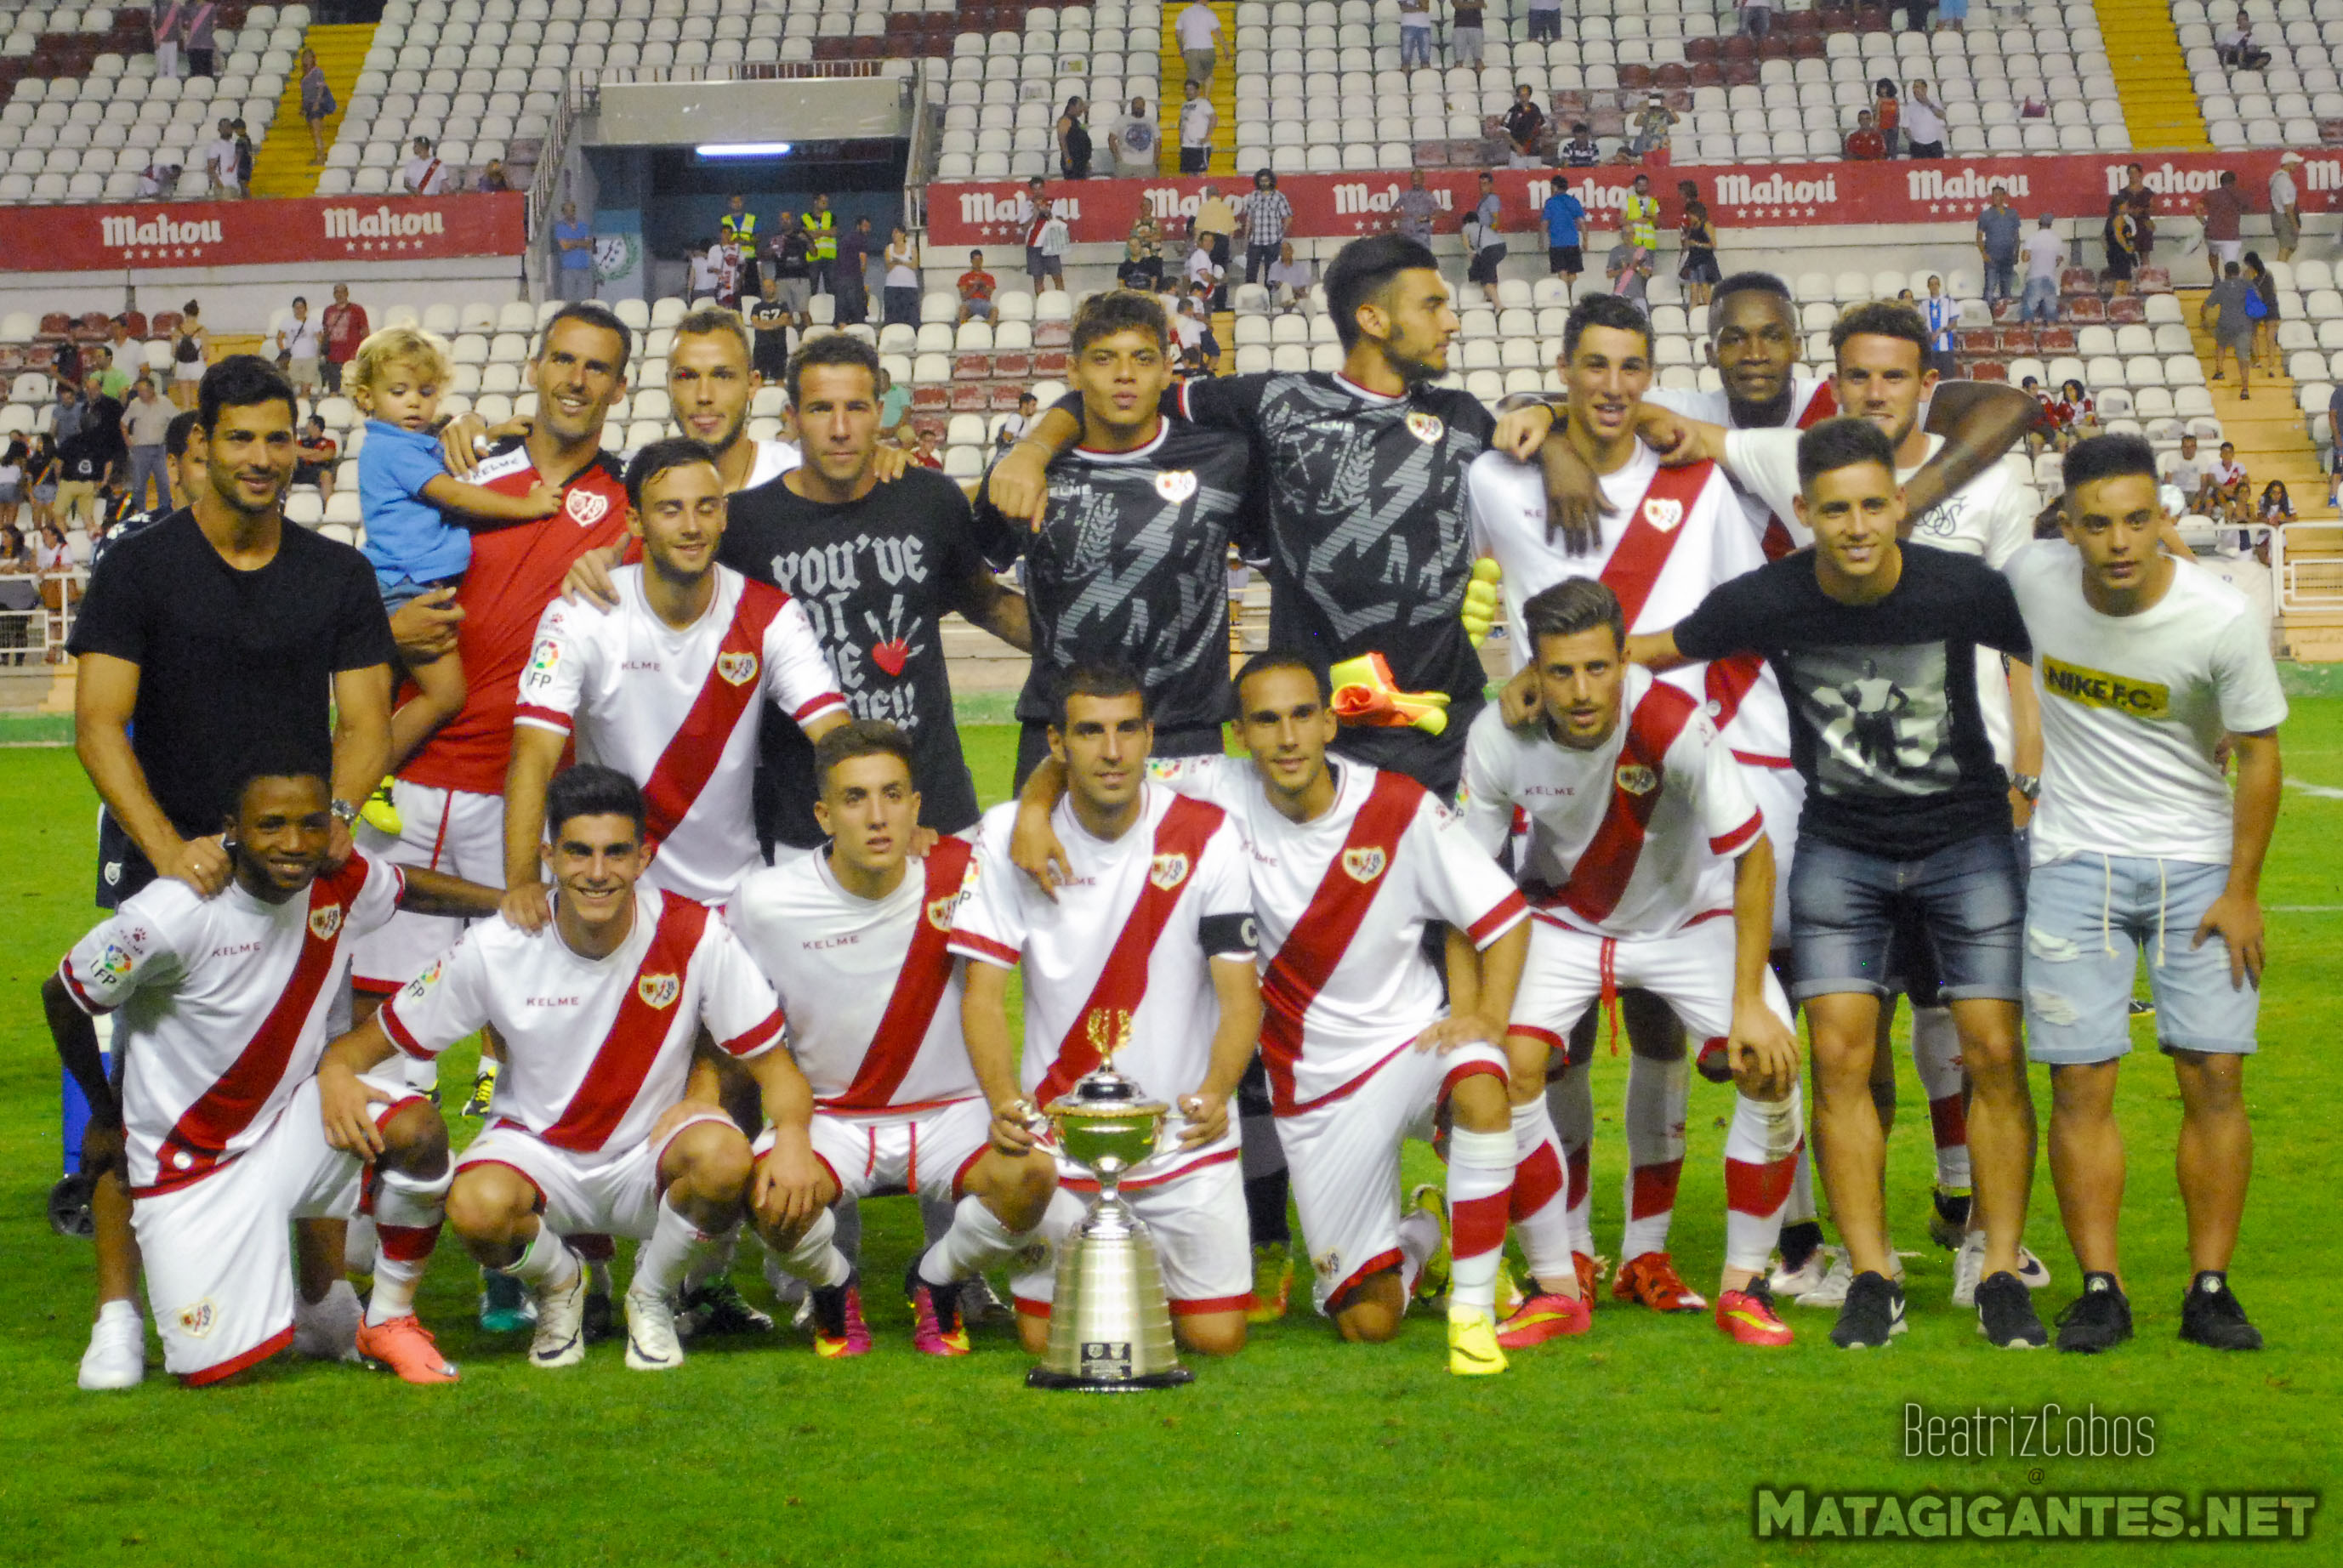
[1026,1366,1196,1392]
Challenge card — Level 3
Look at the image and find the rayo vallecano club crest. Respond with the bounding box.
[1615,763,1658,796]
[716,650,759,685]
[565,487,609,528]
[308,904,343,941]
[1155,469,1197,504]
[1342,845,1387,883]
[1149,852,1191,890]
[637,972,680,1009]
[1642,497,1684,533]
[1405,410,1445,445]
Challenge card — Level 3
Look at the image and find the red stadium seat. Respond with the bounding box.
[2060,268,2099,294]
[991,351,1030,380]
[2106,296,2146,323]
[2066,297,2106,323]
[989,382,1026,411]
[1031,349,1068,377]
[910,384,949,411]
[952,353,992,380]
[949,383,991,412]
[1967,360,2008,382]
[2035,326,2077,353]
[1032,322,1069,349]
[1999,327,2039,354]
[36,313,71,343]
[1957,330,1999,355]
[2135,267,2171,295]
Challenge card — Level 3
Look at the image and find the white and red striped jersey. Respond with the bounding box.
[59,855,405,1196]
[1148,755,1528,1116]
[1456,669,1763,940]
[514,563,845,902]
[1468,443,1792,766]
[948,784,1255,1173]
[727,837,982,1114]
[1648,374,1837,559]
[379,885,783,1154]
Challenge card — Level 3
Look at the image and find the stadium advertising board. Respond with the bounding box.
[0,191,529,272]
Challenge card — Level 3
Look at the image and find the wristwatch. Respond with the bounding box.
[330,798,361,827]
[2010,773,2042,803]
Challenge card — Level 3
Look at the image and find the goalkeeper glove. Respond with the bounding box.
[1329,652,1451,737]
[1461,556,1501,646]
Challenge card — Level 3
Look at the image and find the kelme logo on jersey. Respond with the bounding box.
[177,1297,219,1339]
[564,488,609,528]
[637,973,680,1009]
[716,650,759,686]
[1341,845,1387,883]
[1404,410,1445,445]
[1149,852,1191,891]
[1615,764,1658,796]
[308,905,344,941]
[1641,497,1684,533]
[1154,469,1198,504]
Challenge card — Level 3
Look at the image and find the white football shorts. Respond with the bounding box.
[456,1110,736,1242]
[350,781,506,996]
[1509,912,1794,1060]
[805,1098,993,1205]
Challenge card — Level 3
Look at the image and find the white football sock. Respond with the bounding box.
[343,1213,378,1275]
[1396,1207,1442,1304]
[1721,1090,1804,1275]
[1910,1006,1971,1189]
[917,1194,1036,1288]
[1447,1127,1514,1317]
[366,1165,448,1325]
[682,1224,739,1295]
[1621,1052,1689,1260]
[634,1196,723,1301]
[1544,1065,1595,1258]
[766,1206,852,1290]
[509,1224,580,1295]
[1508,1099,1575,1288]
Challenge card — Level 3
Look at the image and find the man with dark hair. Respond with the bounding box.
[1635,416,2046,1352]
[321,764,822,1374]
[975,290,1259,791]
[2006,434,2284,1353]
[1461,577,1804,1350]
[953,664,1262,1363]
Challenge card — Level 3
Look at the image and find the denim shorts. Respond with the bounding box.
[377,570,463,612]
[1789,832,2024,1004]
[2022,855,2259,1065]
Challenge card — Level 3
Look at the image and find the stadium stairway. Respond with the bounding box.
[1156,1,1235,176]
[2096,0,2211,151]
[2178,287,2342,658]
[247,21,374,199]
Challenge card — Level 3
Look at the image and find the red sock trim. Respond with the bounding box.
[1927,1093,1969,1150]
[1170,1293,1251,1317]
[1566,1146,1591,1206]
[1013,1294,1051,1320]
[1511,1139,1564,1219]
[1451,1190,1510,1259]
[181,1325,293,1387]
[1628,1157,1684,1219]
[1724,1154,1799,1217]
[377,1222,441,1264]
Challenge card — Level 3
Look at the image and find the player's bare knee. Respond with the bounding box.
[378,1100,451,1177]
[446,1169,532,1246]
[669,1122,754,1204]
[1334,1301,1402,1344]
[1448,1071,1510,1133]
[1175,1311,1247,1356]
[2049,1060,2119,1117]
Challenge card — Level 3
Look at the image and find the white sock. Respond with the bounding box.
[682,1224,739,1295]
[1508,1099,1575,1287]
[767,1206,852,1291]
[343,1213,378,1275]
[1911,1006,1971,1189]
[1621,1052,1689,1260]
[1721,1091,1804,1275]
[1544,1065,1595,1258]
[634,1196,722,1301]
[96,1297,139,1327]
[366,1167,447,1325]
[1396,1207,1442,1304]
[1446,1127,1514,1317]
[509,1224,581,1295]
[916,1195,1035,1288]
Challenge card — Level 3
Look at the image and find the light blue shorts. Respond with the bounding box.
[2022,855,2259,1065]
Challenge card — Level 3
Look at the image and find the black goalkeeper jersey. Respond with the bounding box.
[977,415,1259,731]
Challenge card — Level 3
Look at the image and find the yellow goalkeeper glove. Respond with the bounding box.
[1329,652,1451,737]
[1461,556,1502,646]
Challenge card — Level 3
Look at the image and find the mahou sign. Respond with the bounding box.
[0,192,527,272]
[927,149,2336,247]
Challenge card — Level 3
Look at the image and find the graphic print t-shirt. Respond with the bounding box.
[975,416,1258,730]
[1672,544,2033,857]
[719,468,1015,849]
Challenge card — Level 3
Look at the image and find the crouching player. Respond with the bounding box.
[1459,581,1804,1349]
[954,666,1263,1361]
[45,766,503,1387]
[318,765,822,1372]
[726,721,1060,1356]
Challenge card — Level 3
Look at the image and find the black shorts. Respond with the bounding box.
[1680,249,1720,284]
[95,810,158,910]
[293,462,327,486]
[1549,243,1583,274]
[1468,245,1504,285]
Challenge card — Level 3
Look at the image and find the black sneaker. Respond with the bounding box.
[679,1277,775,1338]
[2053,1274,2134,1353]
[583,1285,616,1344]
[2128,997,2155,1018]
[1976,1270,2049,1348]
[1830,1270,1908,1349]
[2179,1271,2263,1350]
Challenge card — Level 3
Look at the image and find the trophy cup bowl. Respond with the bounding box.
[1024,1055,1195,1392]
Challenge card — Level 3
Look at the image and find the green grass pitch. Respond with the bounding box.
[1,711,2337,1567]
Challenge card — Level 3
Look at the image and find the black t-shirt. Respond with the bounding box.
[58,427,111,482]
[1673,543,2032,857]
[719,469,1014,849]
[746,298,794,378]
[65,510,396,838]
[974,415,1259,731]
[1075,371,1495,794]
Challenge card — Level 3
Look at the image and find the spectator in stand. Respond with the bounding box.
[0,437,23,534]
[477,159,510,193]
[2269,153,2302,264]
[882,225,921,328]
[53,383,85,452]
[152,0,185,79]
[2166,433,2210,513]
[2017,375,2053,452]
[996,391,1039,452]
[2021,214,2062,325]
[231,119,253,191]
[1177,0,1226,88]
[1193,182,1237,280]
[320,283,369,395]
[402,137,451,196]
[2207,440,2249,523]
[2196,171,2247,273]
[279,297,324,406]
[1185,235,1227,309]
[1449,0,1487,70]
[1902,81,1946,158]
[550,202,594,302]
[2329,383,2343,509]
[1976,185,2022,303]
[2101,193,2138,296]
[687,237,723,303]
[53,412,113,537]
[1525,0,1562,44]
[1012,176,1069,293]
[118,378,175,514]
[34,520,77,655]
[1398,0,1433,71]
[1605,238,1652,304]
[1739,0,1774,41]
[184,0,217,77]
[1464,172,1505,305]
[803,193,839,295]
[1844,108,1886,159]
[2057,378,2099,443]
[1109,96,1159,179]
[1118,209,1164,290]
[293,414,341,504]
[205,117,239,199]
[956,250,998,323]
[908,425,944,469]
[1057,97,1094,180]
[747,282,797,383]
[134,156,176,198]
[2255,479,2294,535]
[1265,241,1314,311]
[26,435,60,533]
[1178,80,1215,175]
[2215,9,2270,70]
[769,214,811,315]
[1628,94,1676,157]
[1874,80,1901,156]
[1504,84,1546,167]
[1393,168,1438,242]
[876,365,914,445]
[1678,193,1719,307]
[1242,168,1294,287]
[2120,163,2157,260]
[82,372,126,486]
[1935,0,1967,29]
[92,346,133,404]
[1541,177,1587,295]
[168,304,207,410]
[2243,252,2278,373]
[1621,171,1660,253]
[299,47,335,165]
[2202,259,2255,398]
[834,215,873,327]
[1920,276,1959,381]
[1561,122,1601,167]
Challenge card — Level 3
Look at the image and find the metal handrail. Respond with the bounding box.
[2275,520,2343,611]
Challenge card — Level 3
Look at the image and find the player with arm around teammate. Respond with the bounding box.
[726,721,1061,1356]
[318,766,823,1373]
[1458,580,1803,1349]
[46,765,503,1387]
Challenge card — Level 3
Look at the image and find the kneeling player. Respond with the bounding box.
[728,721,1060,1356]
[47,766,503,1387]
[954,666,1262,1360]
[319,764,821,1372]
[1460,580,1803,1348]
[1014,655,1532,1372]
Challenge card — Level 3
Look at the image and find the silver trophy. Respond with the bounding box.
[1023,1010,1194,1392]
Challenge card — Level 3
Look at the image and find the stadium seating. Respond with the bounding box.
[2173,0,2343,151]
